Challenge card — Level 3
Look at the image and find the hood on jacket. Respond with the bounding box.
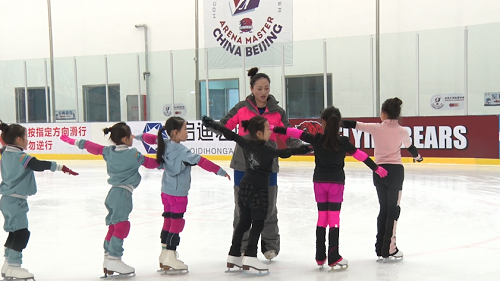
[162,139,190,176]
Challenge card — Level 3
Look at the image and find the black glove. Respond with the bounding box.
[413,155,423,163]
[202,115,215,128]
[299,144,313,154]
[341,120,357,128]
[273,126,287,135]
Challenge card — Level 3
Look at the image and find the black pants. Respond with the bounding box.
[229,191,267,257]
[373,164,404,257]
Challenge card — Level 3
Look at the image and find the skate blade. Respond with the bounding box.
[4,278,35,281]
[329,264,348,272]
[381,257,403,263]
[100,272,135,279]
[242,268,270,276]
[158,268,188,275]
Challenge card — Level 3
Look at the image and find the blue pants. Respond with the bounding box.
[103,187,133,257]
[0,196,29,265]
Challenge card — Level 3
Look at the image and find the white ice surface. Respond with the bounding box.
[2,160,499,281]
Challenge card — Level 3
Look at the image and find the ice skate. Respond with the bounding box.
[102,253,108,277]
[225,255,243,273]
[316,257,327,270]
[329,257,348,272]
[101,256,135,279]
[382,249,403,263]
[158,250,188,275]
[4,265,35,281]
[157,244,167,272]
[242,256,269,276]
[263,250,276,261]
[1,259,8,277]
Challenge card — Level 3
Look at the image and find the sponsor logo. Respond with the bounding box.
[231,0,261,15]
[142,123,168,153]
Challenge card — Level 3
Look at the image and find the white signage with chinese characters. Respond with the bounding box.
[6,121,237,156]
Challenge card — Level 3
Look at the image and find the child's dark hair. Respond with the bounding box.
[0,120,26,145]
[156,116,186,164]
[248,67,271,88]
[381,97,403,119]
[321,106,342,151]
[103,122,131,145]
[241,116,268,139]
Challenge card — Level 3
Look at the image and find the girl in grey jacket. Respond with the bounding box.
[137,116,230,274]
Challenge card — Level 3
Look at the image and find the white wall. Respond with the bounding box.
[1,0,500,60]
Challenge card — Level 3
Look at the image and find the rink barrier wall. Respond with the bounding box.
[1,115,499,165]
[6,154,500,166]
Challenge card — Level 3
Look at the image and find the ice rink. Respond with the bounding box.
[2,160,499,281]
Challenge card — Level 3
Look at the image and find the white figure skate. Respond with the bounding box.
[263,250,276,261]
[157,244,167,272]
[225,255,243,273]
[4,265,35,281]
[329,257,348,272]
[242,256,269,276]
[101,256,135,279]
[158,250,188,275]
[381,249,403,263]
[1,258,8,277]
[316,257,327,270]
[102,253,108,277]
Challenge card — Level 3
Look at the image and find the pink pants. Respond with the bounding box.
[314,182,344,203]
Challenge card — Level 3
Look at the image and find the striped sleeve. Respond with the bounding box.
[19,153,33,168]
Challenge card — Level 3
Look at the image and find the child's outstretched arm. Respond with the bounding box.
[202,116,243,143]
[348,148,387,177]
[272,126,315,144]
[198,157,231,181]
[273,145,312,159]
[135,133,158,145]
[142,155,160,169]
[26,157,78,175]
[60,135,104,155]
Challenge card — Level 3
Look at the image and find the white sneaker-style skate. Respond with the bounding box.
[263,250,276,260]
[158,250,188,275]
[329,257,348,272]
[225,255,243,273]
[1,258,8,277]
[382,249,403,263]
[101,256,135,279]
[5,265,35,281]
[242,256,269,276]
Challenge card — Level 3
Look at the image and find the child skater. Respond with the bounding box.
[202,115,312,275]
[135,116,230,274]
[341,97,423,262]
[271,106,388,271]
[0,121,78,281]
[60,122,159,278]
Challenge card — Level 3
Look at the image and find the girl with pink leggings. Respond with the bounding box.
[136,116,230,273]
[272,106,388,271]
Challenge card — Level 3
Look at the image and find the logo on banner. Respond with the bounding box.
[207,0,290,58]
[296,121,323,135]
[142,123,168,153]
[231,0,261,15]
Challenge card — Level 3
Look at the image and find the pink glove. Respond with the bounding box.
[375,166,388,178]
[62,165,79,176]
[269,124,275,131]
[60,135,76,145]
